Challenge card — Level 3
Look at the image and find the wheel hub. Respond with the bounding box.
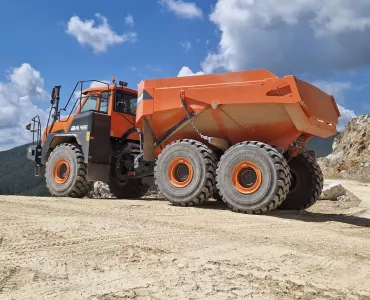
[53,159,70,184]
[168,157,194,188]
[175,163,190,182]
[231,161,262,194]
[238,167,258,188]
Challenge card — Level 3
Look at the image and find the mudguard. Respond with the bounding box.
[41,132,91,164]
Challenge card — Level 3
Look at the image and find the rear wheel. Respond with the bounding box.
[154,139,217,206]
[108,178,150,199]
[45,143,91,197]
[107,157,149,199]
[278,153,324,210]
[216,141,291,214]
[213,190,223,202]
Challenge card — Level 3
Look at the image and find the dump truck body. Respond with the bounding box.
[137,70,340,158]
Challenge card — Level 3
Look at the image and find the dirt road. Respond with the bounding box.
[1,180,370,300]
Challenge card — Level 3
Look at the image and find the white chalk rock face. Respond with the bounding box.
[319,183,347,201]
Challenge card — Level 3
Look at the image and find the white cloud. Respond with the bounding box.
[89,80,110,88]
[159,0,203,19]
[66,13,137,53]
[7,63,49,100]
[180,40,191,52]
[125,14,134,27]
[0,64,49,151]
[177,66,204,77]
[337,104,357,131]
[202,0,370,76]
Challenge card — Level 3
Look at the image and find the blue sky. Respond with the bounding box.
[0,0,369,150]
[0,0,216,91]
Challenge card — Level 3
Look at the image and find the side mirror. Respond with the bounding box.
[51,85,61,104]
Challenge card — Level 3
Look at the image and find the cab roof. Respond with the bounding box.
[82,85,137,95]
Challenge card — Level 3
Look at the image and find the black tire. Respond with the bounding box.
[216,141,291,214]
[108,177,150,199]
[107,150,150,199]
[45,143,91,198]
[213,190,223,202]
[278,153,324,210]
[212,150,223,202]
[154,139,217,206]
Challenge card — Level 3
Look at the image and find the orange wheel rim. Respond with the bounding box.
[289,168,300,194]
[53,158,70,184]
[232,161,262,194]
[168,157,194,188]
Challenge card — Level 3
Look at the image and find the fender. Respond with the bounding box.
[41,132,91,164]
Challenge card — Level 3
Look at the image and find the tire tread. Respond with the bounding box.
[45,143,91,198]
[216,141,291,214]
[154,139,217,206]
[279,152,323,210]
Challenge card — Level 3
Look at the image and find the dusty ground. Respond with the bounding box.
[1,180,370,300]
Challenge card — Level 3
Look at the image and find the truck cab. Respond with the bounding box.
[41,83,139,144]
[26,79,150,199]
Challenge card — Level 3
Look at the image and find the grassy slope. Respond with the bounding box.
[0,144,50,196]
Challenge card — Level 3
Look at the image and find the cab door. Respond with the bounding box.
[110,89,139,141]
[87,91,111,164]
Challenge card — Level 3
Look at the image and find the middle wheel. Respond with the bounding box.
[216,141,291,214]
[154,139,217,206]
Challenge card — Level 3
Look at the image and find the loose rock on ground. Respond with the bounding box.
[319,183,347,201]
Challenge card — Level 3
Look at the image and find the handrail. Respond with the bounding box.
[58,80,110,123]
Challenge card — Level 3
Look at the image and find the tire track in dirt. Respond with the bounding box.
[1,193,370,299]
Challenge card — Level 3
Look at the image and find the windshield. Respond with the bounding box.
[80,94,98,112]
[115,91,137,115]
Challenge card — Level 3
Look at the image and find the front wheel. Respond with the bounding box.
[45,143,91,197]
[278,153,324,210]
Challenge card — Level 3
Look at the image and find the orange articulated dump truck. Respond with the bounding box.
[26,70,340,214]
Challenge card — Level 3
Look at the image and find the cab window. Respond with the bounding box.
[99,91,110,113]
[80,94,98,112]
[115,91,137,115]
